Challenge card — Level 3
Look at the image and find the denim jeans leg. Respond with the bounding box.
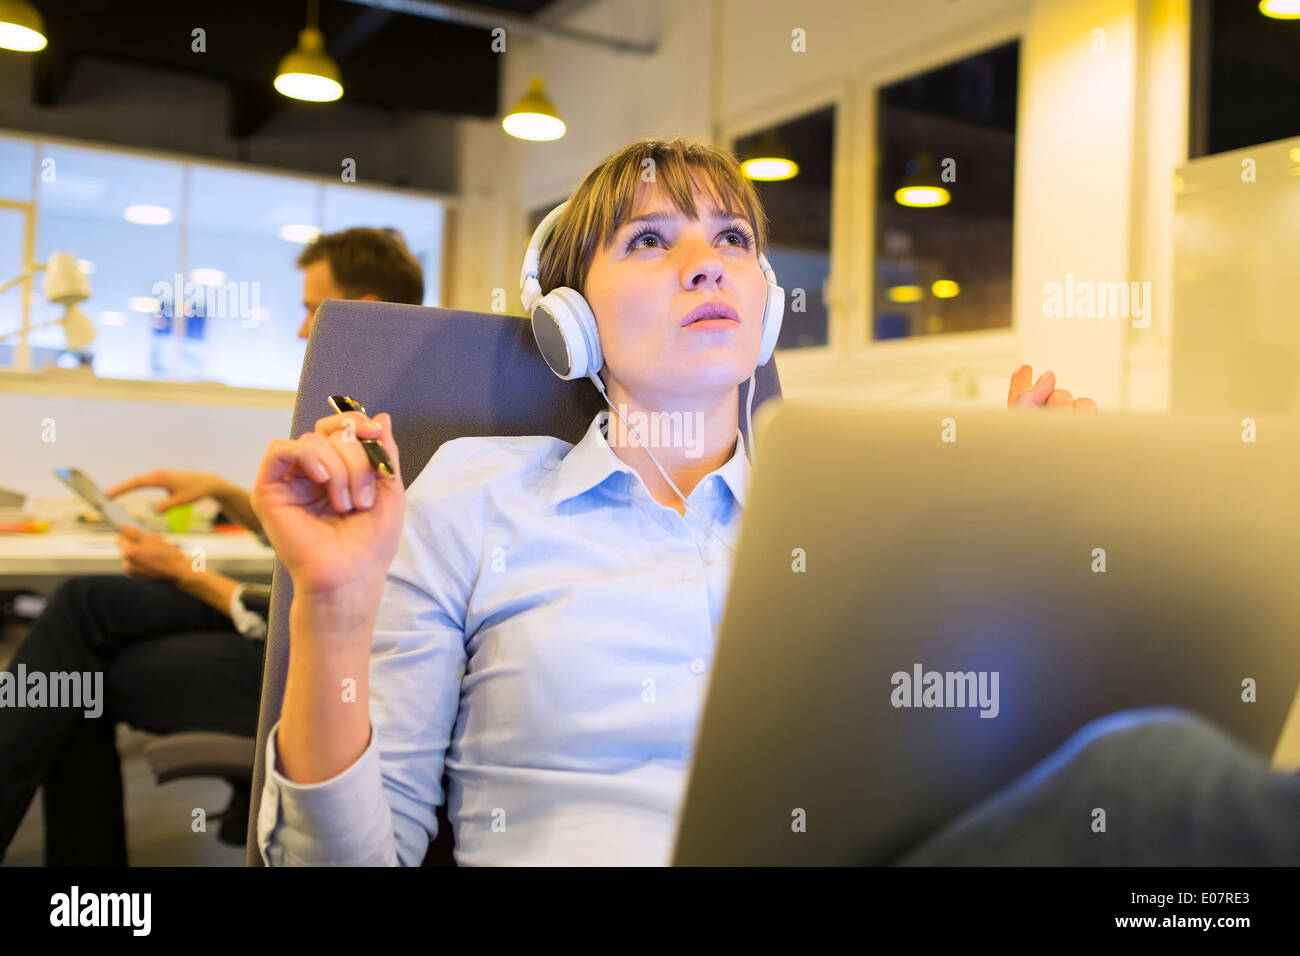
[895,707,1300,865]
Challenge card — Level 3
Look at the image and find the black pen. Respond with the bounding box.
[327,394,396,479]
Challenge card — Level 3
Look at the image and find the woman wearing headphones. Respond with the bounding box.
[249,137,1263,867]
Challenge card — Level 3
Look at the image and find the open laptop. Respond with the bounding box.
[670,401,1300,866]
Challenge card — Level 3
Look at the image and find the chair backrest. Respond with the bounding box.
[244,300,783,865]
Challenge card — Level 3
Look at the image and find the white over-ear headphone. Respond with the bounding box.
[520,200,785,380]
[518,197,784,556]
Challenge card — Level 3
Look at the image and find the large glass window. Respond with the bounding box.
[0,204,29,359]
[0,135,446,390]
[1191,0,1300,158]
[34,144,184,378]
[184,165,317,390]
[733,105,835,350]
[873,41,1019,340]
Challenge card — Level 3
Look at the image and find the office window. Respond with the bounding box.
[34,144,183,376]
[733,106,835,350]
[1190,0,1300,158]
[0,205,27,366]
[184,165,317,390]
[0,135,446,389]
[873,41,1019,340]
[1,140,38,365]
[0,136,34,200]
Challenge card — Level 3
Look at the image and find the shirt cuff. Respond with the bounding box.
[258,718,394,865]
[227,584,268,641]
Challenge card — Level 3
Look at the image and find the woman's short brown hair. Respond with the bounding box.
[296,227,425,305]
[536,137,770,300]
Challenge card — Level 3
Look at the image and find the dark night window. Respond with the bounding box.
[1191,0,1300,158]
[733,105,835,350]
[873,41,1019,340]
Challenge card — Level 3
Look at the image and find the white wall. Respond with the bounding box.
[450,0,1191,413]
[0,369,291,509]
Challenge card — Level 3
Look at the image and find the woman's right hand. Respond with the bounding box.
[250,411,405,600]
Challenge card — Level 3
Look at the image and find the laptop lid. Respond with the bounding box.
[671,402,1300,865]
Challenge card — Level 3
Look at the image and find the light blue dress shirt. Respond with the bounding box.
[257,407,750,865]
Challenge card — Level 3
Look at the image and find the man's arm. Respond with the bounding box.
[212,479,265,537]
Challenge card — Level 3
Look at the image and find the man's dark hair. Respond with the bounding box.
[296,227,425,305]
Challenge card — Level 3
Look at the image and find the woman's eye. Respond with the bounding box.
[624,223,754,252]
[622,228,661,252]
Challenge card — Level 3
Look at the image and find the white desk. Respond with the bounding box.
[0,528,276,591]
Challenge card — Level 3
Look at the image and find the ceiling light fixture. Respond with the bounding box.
[276,0,343,102]
[503,74,565,141]
[1259,0,1300,20]
[0,0,46,52]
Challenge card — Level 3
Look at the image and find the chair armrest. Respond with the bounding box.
[144,732,257,784]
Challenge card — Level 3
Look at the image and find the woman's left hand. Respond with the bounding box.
[1007,365,1098,412]
[116,523,194,584]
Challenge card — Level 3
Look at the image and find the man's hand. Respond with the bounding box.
[1007,365,1099,412]
[106,468,262,535]
[106,469,227,513]
[116,524,194,585]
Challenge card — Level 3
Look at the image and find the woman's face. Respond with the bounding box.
[581,175,768,408]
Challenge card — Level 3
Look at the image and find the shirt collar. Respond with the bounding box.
[548,409,750,510]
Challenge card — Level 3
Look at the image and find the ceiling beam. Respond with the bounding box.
[339,0,657,54]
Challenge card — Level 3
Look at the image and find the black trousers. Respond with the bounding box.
[0,575,265,866]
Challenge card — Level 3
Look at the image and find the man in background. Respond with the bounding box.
[0,227,424,866]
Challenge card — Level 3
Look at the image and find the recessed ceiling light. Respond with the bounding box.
[128,296,161,313]
[279,224,321,244]
[741,158,799,181]
[894,186,951,208]
[124,204,174,226]
[886,285,925,303]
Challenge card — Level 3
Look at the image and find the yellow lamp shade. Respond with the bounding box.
[1259,0,1300,19]
[503,75,565,141]
[275,27,343,102]
[62,305,96,351]
[0,0,46,51]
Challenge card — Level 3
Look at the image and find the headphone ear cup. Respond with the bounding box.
[531,286,602,380]
[757,280,785,366]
